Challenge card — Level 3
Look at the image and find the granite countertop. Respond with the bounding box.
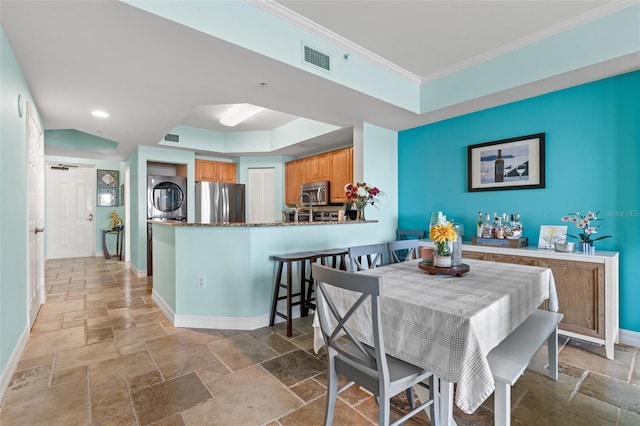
[147,219,377,227]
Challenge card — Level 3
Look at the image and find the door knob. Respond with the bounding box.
[87,214,94,222]
[34,227,45,234]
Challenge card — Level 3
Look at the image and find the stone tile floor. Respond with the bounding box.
[1,257,639,425]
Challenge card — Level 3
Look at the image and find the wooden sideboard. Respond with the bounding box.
[421,242,619,359]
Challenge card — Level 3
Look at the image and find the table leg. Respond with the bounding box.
[102,230,111,260]
[440,379,457,426]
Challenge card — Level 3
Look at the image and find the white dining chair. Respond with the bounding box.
[313,263,439,426]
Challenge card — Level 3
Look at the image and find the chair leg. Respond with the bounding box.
[429,375,439,426]
[324,355,338,426]
[285,261,293,337]
[269,261,284,326]
[379,392,390,426]
[300,259,308,317]
[405,387,416,410]
[548,326,559,381]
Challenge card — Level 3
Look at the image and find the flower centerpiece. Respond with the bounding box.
[344,182,382,220]
[109,211,123,230]
[429,218,458,267]
[561,210,611,253]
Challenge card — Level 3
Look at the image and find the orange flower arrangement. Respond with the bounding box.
[430,220,457,256]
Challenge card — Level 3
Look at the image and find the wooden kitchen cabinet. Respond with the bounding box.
[285,160,304,205]
[195,159,236,183]
[459,244,619,359]
[301,152,330,183]
[329,147,353,203]
[285,147,352,206]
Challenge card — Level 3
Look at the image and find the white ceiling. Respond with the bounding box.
[1,1,637,160]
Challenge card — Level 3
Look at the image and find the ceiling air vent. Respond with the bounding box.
[164,133,179,143]
[303,44,331,72]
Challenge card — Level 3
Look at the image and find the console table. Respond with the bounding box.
[102,229,123,260]
[420,241,619,359]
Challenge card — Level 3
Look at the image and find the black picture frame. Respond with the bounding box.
[467,133,545,192]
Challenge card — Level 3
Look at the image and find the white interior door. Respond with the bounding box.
[46,164,95,259]
[247,168,275,223]
[26,104,45,327]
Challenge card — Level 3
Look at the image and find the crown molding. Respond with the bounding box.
[249,0,422,85]
[253,1,635,87]
[421,2,636,84]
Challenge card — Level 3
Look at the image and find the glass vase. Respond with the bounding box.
[579,241,595,254]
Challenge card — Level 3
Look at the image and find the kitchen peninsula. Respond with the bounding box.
[150,219,383,331]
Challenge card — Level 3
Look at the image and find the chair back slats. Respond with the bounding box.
[313,264,386,374]
[348,243,388,271]
[388,239,420,263]
[396,229,425,240]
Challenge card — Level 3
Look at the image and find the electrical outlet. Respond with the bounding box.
[196,275,206,289]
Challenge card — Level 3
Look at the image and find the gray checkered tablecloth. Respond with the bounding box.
[313,258,557,414]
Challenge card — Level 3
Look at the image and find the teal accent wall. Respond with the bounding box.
[398,71,640,332]
[0,27,36,383]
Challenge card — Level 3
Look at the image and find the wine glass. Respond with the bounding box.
[480,167,489,183]
[516,164,526,180]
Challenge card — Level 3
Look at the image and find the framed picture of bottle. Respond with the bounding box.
[467,133,545,192]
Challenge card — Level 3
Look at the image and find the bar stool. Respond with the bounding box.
[302,248,348,315]
[269,251,316,337]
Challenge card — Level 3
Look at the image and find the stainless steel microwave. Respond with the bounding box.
[300,181,329,206]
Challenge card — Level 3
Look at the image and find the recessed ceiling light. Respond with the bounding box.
[219,104,263,127]
[91,110,109,118]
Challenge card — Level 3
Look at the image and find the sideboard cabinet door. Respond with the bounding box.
[538,258,605,339]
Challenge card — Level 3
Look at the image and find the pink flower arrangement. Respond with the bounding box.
[561,211,612,245]
[344,182,382,210]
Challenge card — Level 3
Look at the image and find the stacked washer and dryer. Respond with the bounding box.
[147,175,187,276]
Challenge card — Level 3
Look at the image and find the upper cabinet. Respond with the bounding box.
[285,160,304,206]
[284,147,353,205]
[328,147,352,204]
[195,159,237,183]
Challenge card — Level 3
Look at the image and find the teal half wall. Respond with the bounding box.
[398,70,640,333]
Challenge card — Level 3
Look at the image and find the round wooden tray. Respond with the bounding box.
[418,260,470,277]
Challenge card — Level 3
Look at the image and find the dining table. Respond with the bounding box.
[313,258,558,426]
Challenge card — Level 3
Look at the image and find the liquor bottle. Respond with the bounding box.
[476,211,483,238]
[492,212,499,238]
[511,213,523,238]
[495,215,504,239]
[494,149,504,182]
[482,213,492,238]
[502,213,511,238]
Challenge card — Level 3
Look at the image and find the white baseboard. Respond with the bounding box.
[151,290,175,324]
[150,289,296,331]
[0,325,30,401]
[131,263,147,278]
[619,328,640,348]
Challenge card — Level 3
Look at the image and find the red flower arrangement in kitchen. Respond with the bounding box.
[344,182,383,210]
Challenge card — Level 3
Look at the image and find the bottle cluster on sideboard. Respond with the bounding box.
[476,211,523,240]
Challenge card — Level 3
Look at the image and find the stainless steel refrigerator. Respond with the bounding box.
[195,182,246,223]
